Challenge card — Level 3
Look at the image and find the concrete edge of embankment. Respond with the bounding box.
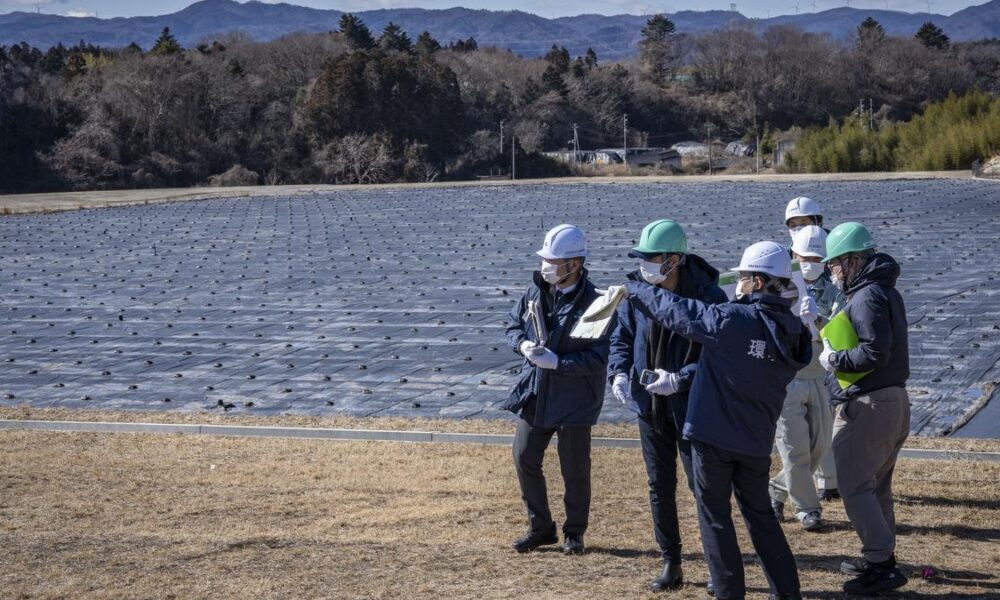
[2,419,999,462]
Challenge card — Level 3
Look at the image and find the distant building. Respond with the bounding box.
[670,141,710,157]
[726,142,756,157]
[774,140,797,166]
[544,147,680,169]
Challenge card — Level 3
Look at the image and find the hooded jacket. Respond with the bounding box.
[503,268,612,428]
[826,253,909,403]
[625,282,812,457]
[608,255,728,420]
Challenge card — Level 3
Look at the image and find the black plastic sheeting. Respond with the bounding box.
[1,180,998,436]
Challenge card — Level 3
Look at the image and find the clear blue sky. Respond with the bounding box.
[2,0,987,20]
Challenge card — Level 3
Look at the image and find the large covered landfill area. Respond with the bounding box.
[1,178,998,438]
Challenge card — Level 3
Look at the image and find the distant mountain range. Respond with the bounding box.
[2,0,1000,58]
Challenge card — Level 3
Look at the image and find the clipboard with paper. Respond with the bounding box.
[819,311,872,389]
[569,285,627,339]
[522,298,549,345]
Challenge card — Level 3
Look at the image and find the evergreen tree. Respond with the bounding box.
[339,14,376,51]
[584,47,598,69]
[639,14,678,83]
[379,22,412,53]
[450,37,478,52]
[150,27,182,56]
[916,21,950,50]
[415,31,441,55]
[856,17,886,47]
[542,45,570,95]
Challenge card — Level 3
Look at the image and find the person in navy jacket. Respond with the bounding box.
[503,224,612,556]
[610,241,812,600]
[606,219,727,592]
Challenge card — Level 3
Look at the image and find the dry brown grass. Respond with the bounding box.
[1,429,998,599]
[3,406,1000,453]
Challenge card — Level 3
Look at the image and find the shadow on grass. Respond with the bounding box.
[581,546,666,559]
[897,494,1000,511]
[896,522,1000,542]
[797,592,1000,599]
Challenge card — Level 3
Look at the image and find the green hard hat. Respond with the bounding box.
[629,219,688,258]
[823,222,876,263]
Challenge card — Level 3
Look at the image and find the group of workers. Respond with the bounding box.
[504,198,911,599]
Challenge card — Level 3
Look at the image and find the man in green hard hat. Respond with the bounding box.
[607,219,727,592]
[818,222,910,596]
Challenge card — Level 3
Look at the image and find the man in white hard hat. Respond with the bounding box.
[609,241,811,600]
[503,224,612,556]
[769,225,844,532]
[785,196,824,240]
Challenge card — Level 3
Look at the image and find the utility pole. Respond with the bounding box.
[572,123,580,165]
[756,132,760,175]
[707,122,713,175]
[511,135,516,181]
[860,99,865,127]
[499,120,504,155]
[869,98,874,129]
[623,114,629,172]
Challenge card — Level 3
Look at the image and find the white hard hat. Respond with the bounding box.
[537,224,589,260]
[790,225,827,258]
[785,196,822,225]
[732,241,792,278]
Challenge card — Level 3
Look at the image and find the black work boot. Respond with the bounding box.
[512,524,558,553]
[843,557,907,595]
[819,488,841,501]
[562,533,585,555]
[842,553,893,576]
[650,562,683,592]
[841,557,870,576]
[705,576,715,597]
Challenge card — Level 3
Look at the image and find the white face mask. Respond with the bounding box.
[788,225,804,239]
[735,278,754,300]
[640,260,678,285]
[541,260,575,285]
[799,261,824,282]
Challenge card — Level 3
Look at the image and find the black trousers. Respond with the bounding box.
[692,440,800,600]
[637,408,694,564]
[512,418,592,537]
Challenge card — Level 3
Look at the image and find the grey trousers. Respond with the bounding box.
[832,386,910,563]
[770,377,836,519]
[512,418,592,537]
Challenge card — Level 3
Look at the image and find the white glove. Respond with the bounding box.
[799,296,818,324]
[526,347,559,370]
[519,340,536,356]
[605,284,630,300]
[612,374,632,404]
[819,339,836,372]
[645,369,681,397]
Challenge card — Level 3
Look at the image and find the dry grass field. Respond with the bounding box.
[1,422,999,599]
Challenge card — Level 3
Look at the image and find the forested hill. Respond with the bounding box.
[3,0,1000,57]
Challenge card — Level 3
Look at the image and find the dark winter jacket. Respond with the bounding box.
[826,253,910,403]
[503,268,612,428]
[625,282,812,457]
[608,255,728,421]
